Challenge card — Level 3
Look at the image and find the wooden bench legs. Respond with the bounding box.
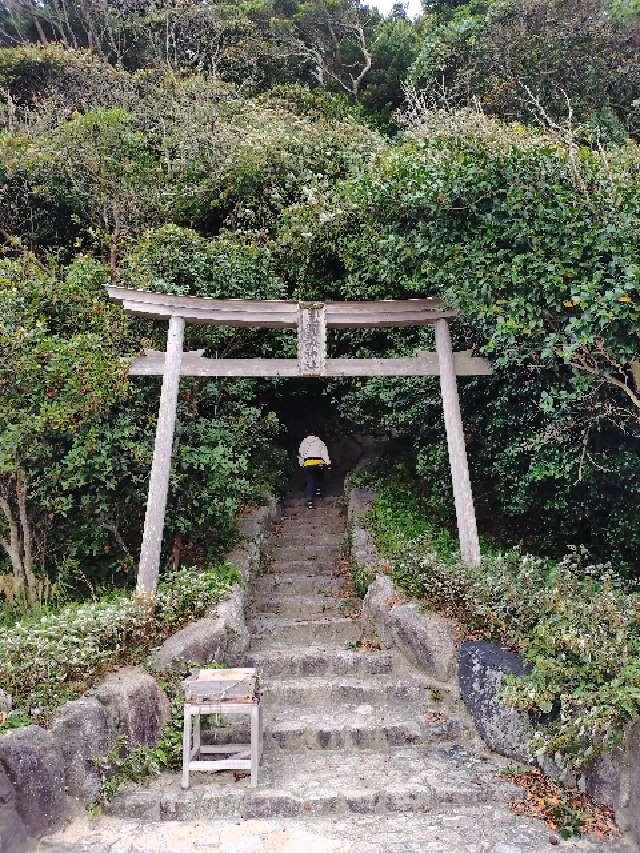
[181,702,263,790]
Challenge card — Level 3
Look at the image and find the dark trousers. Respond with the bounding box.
[304,465,324,501]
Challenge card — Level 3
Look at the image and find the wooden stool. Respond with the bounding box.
[181,667,263,789]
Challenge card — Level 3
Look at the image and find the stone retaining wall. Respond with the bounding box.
[348,487,640,846]
[0,498,279,853]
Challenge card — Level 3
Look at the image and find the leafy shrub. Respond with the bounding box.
[283,117,640,572]
[0,563,238,726]
[364,469,640,771]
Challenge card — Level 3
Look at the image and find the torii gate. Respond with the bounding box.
[107,287,492,600]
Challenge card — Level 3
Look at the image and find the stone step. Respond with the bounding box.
[275,531,344,547]
[251,593,360,619]
[260,675,444,707]
[278,519,346,535]
[271,544,341,562]
[261,558,340,574]
[283,497,343,509]
[102,746,516,822]
[245,646,393,677]
[201,703,460,752]
[253,574,351,596]
[281,507,345,521]
[39,809,633,853]
[249,616,362,648]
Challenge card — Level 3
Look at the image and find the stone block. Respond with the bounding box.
[149,588,249,673]
[49,697,112,804]
[459,641,533,764]
[238,499,279,545]
[224,544,254,585]
[0,725,65,838]
[623,719,640,843]
[0,691,11,716]
[237,516,261,541]
[0,764,27,853]
[583,749,624,812]
[362,574,396,647]
[347,488,377,526]
[351,528,384,578]
[390,603,458,683]
[90,667,170,750]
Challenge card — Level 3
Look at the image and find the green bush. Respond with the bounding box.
[283,118,640,572]
[0,563,238,726]
[364,469,640,771]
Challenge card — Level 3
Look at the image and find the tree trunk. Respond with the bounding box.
[0,468,37,605]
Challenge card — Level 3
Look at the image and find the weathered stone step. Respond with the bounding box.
[281,507,345,520]
[271,544,341,562]
[252,593,360,619]
[102,746,515,822]
[245,646,393,677]
[260,675,444,707]
[278,519,346,535]
[253,574,351,596]
[275,531,344,547]
[249,616,362,648]
[202,703,460,751]
[283,497,343,508]
[262,558,340,574]
[39,810,634,853]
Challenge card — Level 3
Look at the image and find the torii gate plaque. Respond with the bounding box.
[107,287,492,600]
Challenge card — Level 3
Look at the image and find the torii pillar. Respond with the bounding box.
[434,319,481,566]
[136,315,184,601]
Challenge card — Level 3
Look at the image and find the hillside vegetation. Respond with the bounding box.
[0,0,639,745]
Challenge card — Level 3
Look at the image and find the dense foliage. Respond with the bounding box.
[0,0,638,639]
[360,468,640,772]
[286,112,640,568]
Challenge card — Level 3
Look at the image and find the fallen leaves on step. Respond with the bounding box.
[503,767,620,840]
[424,711,448,724]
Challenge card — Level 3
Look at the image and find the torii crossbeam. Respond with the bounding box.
[107,287,492,600]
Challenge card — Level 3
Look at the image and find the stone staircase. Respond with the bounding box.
[39,494,633,852]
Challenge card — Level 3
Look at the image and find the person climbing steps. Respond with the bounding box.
[298,434,331,509]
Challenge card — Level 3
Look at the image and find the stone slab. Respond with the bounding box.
[90,668,170,751]
[0,764,28,853]
[0,725,65,838]
[459,641,533,764]
[149,587,249,673]
[49,697,112,804]
[37,811,634,853]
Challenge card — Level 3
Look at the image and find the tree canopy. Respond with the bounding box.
[1,0,639,600]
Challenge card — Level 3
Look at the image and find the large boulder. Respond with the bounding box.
[0,765,27,853]
[224,543,254,585]
[0,725,65,838]
[583,749,624,812]
[149,588,249,674]
[49,696,112,804]
[351,527,384,577]
[459,641,533,764]
[90,668,170,750]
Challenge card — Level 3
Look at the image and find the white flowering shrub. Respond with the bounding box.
[0,563,238,725]
[365,475,640,771]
